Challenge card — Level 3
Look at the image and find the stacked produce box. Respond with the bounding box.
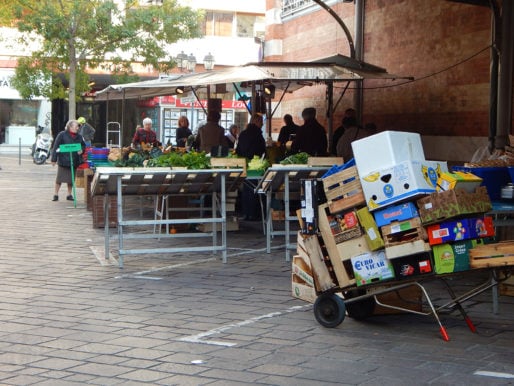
[293,131,509,301]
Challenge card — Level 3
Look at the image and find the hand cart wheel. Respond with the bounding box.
[314,293,346,328]
[344,289,376,320]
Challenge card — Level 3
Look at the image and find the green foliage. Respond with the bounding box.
[7,0,202,107]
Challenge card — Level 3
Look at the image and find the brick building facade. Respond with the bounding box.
[264,0,513,162]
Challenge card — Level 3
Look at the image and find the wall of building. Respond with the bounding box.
[265,0,513,162]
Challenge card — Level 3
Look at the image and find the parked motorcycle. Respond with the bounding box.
[31,126,53,165]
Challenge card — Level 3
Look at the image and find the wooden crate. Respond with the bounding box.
[75,168,94,189]
[86,173,94,210]
[317,216,359,288]
[385,240,432,260]
[416,186,492,225]
[307,156,343,166]
[210,157,247,176]
[318,203,363,244]
[299,234,337,292]
[382,217,430,259]
[469,241,514,269]
[321,165,365,214]
[381,217,427,248]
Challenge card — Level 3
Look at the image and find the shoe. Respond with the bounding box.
[52,195,58,201]
[66,195,74,201]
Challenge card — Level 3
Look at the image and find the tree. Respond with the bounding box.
[5,0,202,119]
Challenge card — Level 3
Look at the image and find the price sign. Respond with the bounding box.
[59,143,82,152]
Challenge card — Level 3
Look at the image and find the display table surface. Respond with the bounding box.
[254,165,332,260]
[91,167,245,267]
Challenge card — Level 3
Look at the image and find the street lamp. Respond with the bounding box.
[186,53,197,73]
[203,52,215,71]
[175,51,188,71]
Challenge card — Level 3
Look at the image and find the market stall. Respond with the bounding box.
[91,166,244,267]
[254,164,333,261]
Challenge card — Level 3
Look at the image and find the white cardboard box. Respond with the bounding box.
[352,131,425,176]
[360,160,448,211]
[351,250,395,286]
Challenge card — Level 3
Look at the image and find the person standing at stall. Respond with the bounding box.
[331,108,357,155]
[236,114,266,159]
[77,116,95,147]
[132,117,160,148]
[50,119,86,201]
[176,116,192,148]
[277,114,299,150]
[291,107,327,156]
[196,110,226,153]
[236,113,266,221]
[336,116,375,161]
[225,124,240,149]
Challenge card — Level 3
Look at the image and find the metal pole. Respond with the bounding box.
[311,0,356,58]
[496,0,514,149]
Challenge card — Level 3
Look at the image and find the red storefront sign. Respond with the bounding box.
[158,95,248,110]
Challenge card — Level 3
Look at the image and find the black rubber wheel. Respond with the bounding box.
[33,151,47,165]
[313,293,346,328]
[344,289,376,320]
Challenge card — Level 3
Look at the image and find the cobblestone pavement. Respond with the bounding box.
[0,152,513,386]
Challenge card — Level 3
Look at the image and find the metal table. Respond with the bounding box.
[254,165,331,261]
[91,167,244,267]
[487,201,514,313]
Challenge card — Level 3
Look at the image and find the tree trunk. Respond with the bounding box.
[68,40,77,120]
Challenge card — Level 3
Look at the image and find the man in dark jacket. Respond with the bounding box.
[236,113,266,220]
[236,114,266,159]
[291,107,327,156]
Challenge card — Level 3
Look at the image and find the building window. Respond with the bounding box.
[236,14,265,38]
[203,11,233,37]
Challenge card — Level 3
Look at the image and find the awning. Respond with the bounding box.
[95,55,411,101]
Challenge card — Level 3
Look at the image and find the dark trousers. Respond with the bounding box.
[241,184,261,220]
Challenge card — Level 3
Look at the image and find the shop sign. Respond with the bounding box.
[137,98,158,107]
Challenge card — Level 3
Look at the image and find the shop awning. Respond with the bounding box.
[95,55,411,101]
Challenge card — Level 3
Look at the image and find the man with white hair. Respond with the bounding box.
[132,117,160,147]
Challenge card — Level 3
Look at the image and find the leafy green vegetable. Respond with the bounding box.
[280,152,309,165]
[247,155,269,171]
[146,151,210,169]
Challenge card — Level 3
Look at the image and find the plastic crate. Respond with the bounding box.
[452,166,510,201]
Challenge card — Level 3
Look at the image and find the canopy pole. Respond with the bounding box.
[191,87,207,114]
[326,81,334,155]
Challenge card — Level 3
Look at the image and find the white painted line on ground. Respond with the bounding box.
[131,275,163,280]
[114,257,217,279]
[226,245,284,257]
[474,370,514,379]
[179,304,312,347]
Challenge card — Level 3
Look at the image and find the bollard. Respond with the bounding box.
[19,138,21,165]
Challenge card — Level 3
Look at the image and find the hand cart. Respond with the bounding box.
[312,266,514,341]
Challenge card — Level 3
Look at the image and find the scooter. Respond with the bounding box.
[32,126,53,165]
